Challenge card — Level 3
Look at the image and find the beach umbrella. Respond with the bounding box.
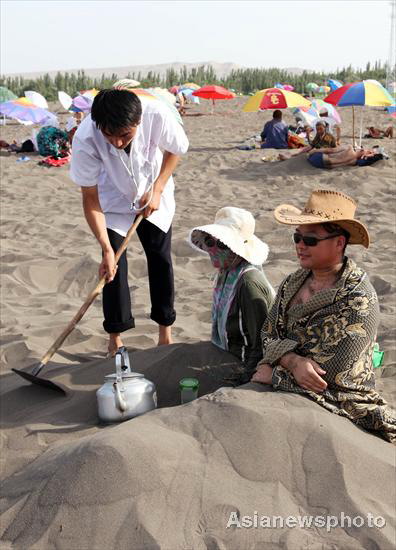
[80,88,99,99]
[317,85,330,94]
[146,87,176,105]
[179,87,200,104]
[324,80,394,145]
[274,83,284,89]
[327,79,343,91]
[292,106,318,127]
[192,85,236,113]
[24,91,48,109]
[0,86,17,103]
[169,85,181,95]
[283,84,294,91]
[306,82,319,93]
[242,88,311,112]
[0,97,58,125]
[387,105,396,118]
[58,91,73,111]
[310,98,341,124]
[72,94,94,112]
[113,78,140,88]
[182,82,200,90]
[132,88,182,124]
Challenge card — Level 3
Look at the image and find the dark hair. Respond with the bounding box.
[91,89,142,134]
[321,222,350,253]
[273,109,282,119]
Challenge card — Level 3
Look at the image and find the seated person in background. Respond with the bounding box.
[251,189,396,443]
[365,126,393,139]
[175,92,186,116]
[307,144,384,169]
[66,111,84,143]
[190,207,275,382]
[315,107,341,144]
[261,109,289,149]
[279,120,336,160]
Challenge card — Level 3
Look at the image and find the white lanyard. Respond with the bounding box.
[117,141,154,212]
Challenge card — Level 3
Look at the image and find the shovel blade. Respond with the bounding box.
[11,368,67,395]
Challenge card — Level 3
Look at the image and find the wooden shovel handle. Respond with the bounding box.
[40,214,144,366]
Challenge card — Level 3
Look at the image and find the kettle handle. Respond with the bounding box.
[114,352,127,412]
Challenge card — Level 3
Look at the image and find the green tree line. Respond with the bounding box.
[0,61,392,101]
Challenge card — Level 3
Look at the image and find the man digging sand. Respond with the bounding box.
[70,89,189,355]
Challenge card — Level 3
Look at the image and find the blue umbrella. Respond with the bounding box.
[274,83,284,89]
[328,79,343,91]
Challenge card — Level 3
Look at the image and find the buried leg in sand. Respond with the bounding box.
[252,189,396,443]
[70,89,189,354]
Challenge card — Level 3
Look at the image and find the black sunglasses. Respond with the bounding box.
[293,232,341,247]
[204,235,228,250]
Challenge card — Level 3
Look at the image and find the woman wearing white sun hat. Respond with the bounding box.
[189,207,275,382]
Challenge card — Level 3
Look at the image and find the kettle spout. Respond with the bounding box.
[114,382,128,412]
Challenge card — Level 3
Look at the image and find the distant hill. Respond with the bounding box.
[5,62,309,80]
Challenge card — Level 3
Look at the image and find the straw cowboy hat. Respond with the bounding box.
[274,189,370,248]
[189,207,269,265]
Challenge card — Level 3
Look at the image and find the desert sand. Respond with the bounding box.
[1,97,395,549]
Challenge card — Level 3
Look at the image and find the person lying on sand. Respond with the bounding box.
[365,126,393,139]
[251,189,396,443]
[278,120,336,161]
[307,144,384,169]
[190,207,275,382]
[70,89,189,355]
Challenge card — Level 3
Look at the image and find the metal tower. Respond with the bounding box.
[385,0,396,91]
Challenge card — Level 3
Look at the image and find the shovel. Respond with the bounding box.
[12,214,144,394]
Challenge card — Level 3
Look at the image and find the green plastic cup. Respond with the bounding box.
[179,378,199,404]
[372,343,384,368]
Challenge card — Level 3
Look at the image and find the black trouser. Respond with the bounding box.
[102,219,175,334]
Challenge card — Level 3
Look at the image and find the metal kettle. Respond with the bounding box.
[96,347,157,423]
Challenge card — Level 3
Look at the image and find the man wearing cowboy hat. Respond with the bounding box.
[251,189,395,442]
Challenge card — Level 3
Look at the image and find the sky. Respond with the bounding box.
[1,0,393,75]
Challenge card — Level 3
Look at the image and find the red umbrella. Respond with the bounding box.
[169,85,181,95]
[192,85,235,113]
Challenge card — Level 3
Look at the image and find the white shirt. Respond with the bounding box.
[70,100,189,235]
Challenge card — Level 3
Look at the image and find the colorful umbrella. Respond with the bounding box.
[387,105,396,118]
[324,81,394,145]
[274,83,284,89]
[72,94,94,112]
[0,86,17,103]
[327,79,343,91]
[292,107,318,127]
[0,97,57,125]
[283,84,294,91]
[132,88,182,124]
[317,86,330,94]
[310,99,341,124]
[324,81,394,107]
[113,78,140,88]
[242,88,311,112]
[182,82,200,90]
[24,91,48,109]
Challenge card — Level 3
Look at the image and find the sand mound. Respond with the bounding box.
[1,380,394,549]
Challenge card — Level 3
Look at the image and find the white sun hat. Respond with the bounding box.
[189,207,269,266]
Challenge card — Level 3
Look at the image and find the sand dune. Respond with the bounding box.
[1,97,395,548]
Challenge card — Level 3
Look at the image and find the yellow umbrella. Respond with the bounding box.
[182,82,200,89]
[243,88,311,112]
